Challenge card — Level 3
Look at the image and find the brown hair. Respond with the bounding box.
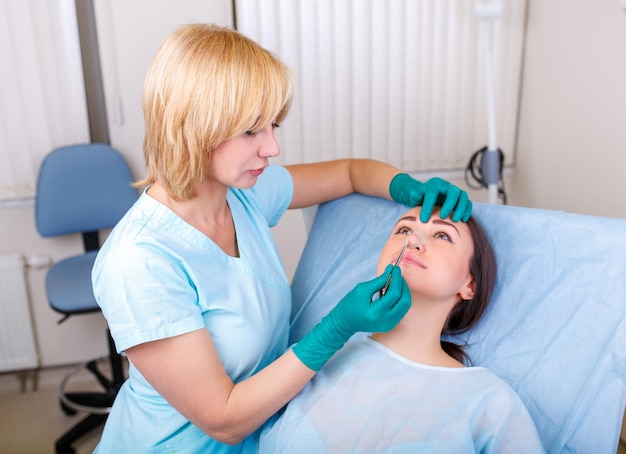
[136,24,293,200]
[441,216,497,364]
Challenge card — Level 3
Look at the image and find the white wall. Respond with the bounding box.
[2,0,626,369]
[511,0,626,218]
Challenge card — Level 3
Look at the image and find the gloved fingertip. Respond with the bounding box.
[463,200,473,222]
[419,208,432,223]
[439,206,452,220]
[376,264,393,284]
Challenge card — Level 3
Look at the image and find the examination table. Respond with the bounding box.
[289,194,626,453]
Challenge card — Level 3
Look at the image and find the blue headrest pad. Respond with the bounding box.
[290,194,626,453]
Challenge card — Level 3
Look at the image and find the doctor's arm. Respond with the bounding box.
[125,329,314,446]
[286,159,472,222]
[124,263,409,445]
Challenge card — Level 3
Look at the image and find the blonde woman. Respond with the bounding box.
[92,24,472,453]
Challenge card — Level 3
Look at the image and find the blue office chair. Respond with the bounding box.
[35,143,138,454]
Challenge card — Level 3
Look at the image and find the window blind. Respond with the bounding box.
[0,0,89,202]
[235,0,527,173]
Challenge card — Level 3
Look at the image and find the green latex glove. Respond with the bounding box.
[293,265,411,371]
[389,173,472,222]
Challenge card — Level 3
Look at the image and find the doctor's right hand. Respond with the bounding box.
[331,264,411,334]
[293,265,411,371]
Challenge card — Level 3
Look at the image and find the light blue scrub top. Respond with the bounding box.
[260,337,546,453]
[92,166,293,453]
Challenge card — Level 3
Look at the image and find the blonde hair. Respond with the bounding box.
[136,23,293,200]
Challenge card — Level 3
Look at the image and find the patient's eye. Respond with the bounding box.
[272,123,280,129]
[434,231,454,243]
[396,226,412,235]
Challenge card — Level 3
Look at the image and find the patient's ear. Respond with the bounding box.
[458,275,475,301]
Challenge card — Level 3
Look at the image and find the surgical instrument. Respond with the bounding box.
[381,238,409,296]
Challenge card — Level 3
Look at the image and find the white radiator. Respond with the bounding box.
[0,254,38,372]
[236,0,527,172]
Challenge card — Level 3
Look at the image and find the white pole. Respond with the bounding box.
[475,0,502,204]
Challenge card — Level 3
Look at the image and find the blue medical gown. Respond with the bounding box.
[260,337,545,454]
[92,166,293,453]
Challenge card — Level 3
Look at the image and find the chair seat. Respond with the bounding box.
[45,251,100,315]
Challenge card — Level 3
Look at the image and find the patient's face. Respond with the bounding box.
[377,206,475,302]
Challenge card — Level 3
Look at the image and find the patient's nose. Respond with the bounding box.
[408,231,430,250]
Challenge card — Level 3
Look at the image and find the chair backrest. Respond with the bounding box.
[35,143,138,239]
[290,194,626,453]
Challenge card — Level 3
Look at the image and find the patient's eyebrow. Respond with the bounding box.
[433,219,460,235]
[394,215,460,236]
[395,215,417,225]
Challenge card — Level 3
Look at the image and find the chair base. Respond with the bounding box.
[55,332,125,454]
[55,414,108,454]
[58,357,118,415]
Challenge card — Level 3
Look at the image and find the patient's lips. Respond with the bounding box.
[401,253,425,269]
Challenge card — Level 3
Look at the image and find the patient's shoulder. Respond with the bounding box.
[466,367,527,407]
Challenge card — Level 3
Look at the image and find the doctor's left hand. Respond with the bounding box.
[389,173,472,222]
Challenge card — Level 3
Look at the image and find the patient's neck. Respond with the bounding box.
[370,304,465,369]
